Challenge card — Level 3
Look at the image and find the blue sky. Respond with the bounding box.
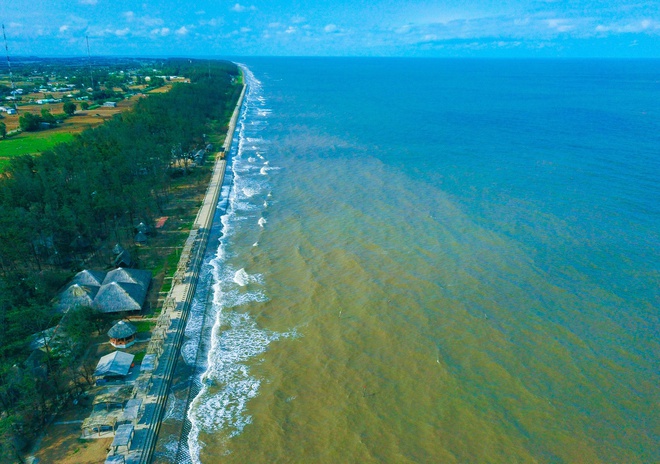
[1,0,659,57]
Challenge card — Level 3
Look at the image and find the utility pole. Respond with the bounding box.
[2,24,17,112]
[86,35,94,90]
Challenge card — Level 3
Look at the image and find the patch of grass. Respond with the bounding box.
[132,320,154,333]
[0,132,75,159]
[133,350,146,364]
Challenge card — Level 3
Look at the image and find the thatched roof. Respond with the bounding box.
[94,282,145,313]
[136,222,150,234]
[71,269,106,287]
[108,320,137,339]
[113,250,132,268]
[56,268,151,314]
[135,231,148,243]
[55,283,98,313]
[103,268,151,288]
[94,351,135,378]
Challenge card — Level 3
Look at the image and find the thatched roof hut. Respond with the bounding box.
[93,268,151,313]
[55,283,98,313]
[103,268,151,288]
[108,321,137,339]
[107,320,138,348]
[71,269,105,287]
[94,282,144,313]
[56,268,151,314]
[134,231,148,245]
[113,249,132,268]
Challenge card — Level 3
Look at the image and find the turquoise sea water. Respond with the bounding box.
[182,58,659,463]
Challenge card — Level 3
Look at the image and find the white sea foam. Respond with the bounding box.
[187,64,288,463]
[233,268,263,286]
[241,186,260,198]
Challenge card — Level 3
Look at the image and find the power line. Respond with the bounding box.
[2,24,18,112]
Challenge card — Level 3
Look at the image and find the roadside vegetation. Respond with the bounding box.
[0,58,241,462]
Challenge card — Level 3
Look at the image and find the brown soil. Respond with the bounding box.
[31,425,113,464]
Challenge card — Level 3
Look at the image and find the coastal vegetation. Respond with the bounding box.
[0,58,241,461]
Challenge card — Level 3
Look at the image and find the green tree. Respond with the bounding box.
[80,102,89,110]
[40,109,56,125]
[0,122,5,139]
[18,113,41,132]
[62,102,76,116]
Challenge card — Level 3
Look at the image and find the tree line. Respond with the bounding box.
[0,58,240,460]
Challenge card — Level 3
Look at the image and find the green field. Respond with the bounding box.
[0,132,75,169]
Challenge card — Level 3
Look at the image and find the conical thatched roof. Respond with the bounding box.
[113,250,132,268]
[56,268,151,314]
[55,283,99,313]
[94,282,145,313]
[108,320,137,339]
[135,231,148,244]
[71,270,106,287]
[136,222,150,234]
[103,268,151,289]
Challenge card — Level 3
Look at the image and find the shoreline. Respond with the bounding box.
[105,78,246,464]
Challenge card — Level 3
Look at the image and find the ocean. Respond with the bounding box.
[179,58,660,463]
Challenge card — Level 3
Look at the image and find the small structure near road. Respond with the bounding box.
[108,320,138,348]
[94,351,135,384]
[110,423,134,454]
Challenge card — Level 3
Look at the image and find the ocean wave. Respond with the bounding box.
[187,63,285,463]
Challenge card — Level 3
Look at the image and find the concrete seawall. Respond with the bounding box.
[106,81,246,464]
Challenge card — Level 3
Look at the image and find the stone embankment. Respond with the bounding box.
[105,82,246,464]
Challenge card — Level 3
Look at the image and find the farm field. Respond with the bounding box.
[0,88,167,170]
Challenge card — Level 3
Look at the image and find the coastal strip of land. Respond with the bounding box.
[104,80,246,464]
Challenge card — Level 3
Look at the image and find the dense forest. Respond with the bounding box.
[0,58,241,458]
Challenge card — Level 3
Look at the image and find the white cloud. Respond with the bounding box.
[79,0,98,4]
[115,28,130,36]
[124,11,135,22]
[292,15,306,24]
[200,18,223,27]
[546,18,574,32]
[141,16,164,27]
[595,18,660,34]
[240,27,252,33]
[231,4,256,13]
[324,24,338,33]
[176,26,189,36]
[59,25,70,33]
[195,10,205,15]
[395,24,412,34]
[151,27,170,37]
[285,26,296,34]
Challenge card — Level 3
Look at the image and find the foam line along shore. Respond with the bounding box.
[102,73,246,464]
